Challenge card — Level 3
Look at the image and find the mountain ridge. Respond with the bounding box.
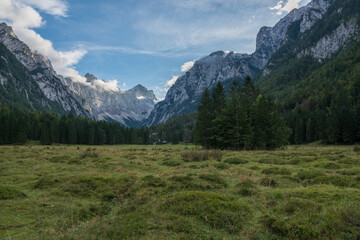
[145,0,334,126]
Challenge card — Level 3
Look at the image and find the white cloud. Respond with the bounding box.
[270,0,305,15]
[18,0,68,17]
[86,44,158,56]
[166,75,179,87]
[181,61,195,72]
[165,0,238,11]
[0,0,90,87]
[92,79,120,92]
[153,85,169,99]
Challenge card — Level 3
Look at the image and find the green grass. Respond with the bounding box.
[0,144,360,239]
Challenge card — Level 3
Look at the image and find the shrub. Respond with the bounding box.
[181,150,222,162]
[0,186,26,200]
[163,191,251,233]
[224,158,248,165]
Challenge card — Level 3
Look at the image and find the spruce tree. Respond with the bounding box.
[194,87,213,148]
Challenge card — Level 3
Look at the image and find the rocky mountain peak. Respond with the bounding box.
[85,73,98,82]
[0,22,17,39]
[145,0,335,126]
[0,22,88,116]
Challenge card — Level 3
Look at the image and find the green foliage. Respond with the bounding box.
[150,112,196,144]
[0,106,153,145]
[256,0,360,145]
[194,78,290,150]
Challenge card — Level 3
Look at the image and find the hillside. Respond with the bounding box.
[257,0,360,144]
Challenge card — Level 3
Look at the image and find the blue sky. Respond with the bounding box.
[0,0,310,98]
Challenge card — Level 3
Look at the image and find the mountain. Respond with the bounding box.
[0,22,157,127]
[145,0,334,126]
[63,74,157,126]
[0,23,88,116]
[257,0,359,109]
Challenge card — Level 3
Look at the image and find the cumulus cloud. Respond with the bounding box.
[181,61,195,72]
[270,0,304,15]
[166,75,179,87]
[92,79,120,92]
[18,0,68,16]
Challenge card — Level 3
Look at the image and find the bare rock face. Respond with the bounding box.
[145,0,334,126]
[64,74,157,126]
[300,19,359,59]
[0,22,88,116]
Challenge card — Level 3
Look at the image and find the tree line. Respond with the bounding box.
[194,77,290,150]
[0,107,151,145]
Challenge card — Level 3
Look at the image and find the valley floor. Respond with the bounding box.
[0,144,359,239]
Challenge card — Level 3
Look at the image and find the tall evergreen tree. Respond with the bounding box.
[194,87,213,148]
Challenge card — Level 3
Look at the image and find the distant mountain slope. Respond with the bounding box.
[257,0,359,110]
[0,22,157,126]
[145,0,334,126]
[0,42,64,112]
[64,74,157,127]
[0,23,88,116]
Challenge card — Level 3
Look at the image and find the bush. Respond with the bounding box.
[181,150,222,162]
[0,186,26,200]
[163,191,251,233]
[224,158,248,165]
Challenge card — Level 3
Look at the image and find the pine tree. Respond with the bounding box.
[194,87,213,148]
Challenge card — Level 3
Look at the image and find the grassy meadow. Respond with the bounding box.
[0,144,359,239]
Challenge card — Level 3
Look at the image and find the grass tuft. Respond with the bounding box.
[181,150,222,162]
